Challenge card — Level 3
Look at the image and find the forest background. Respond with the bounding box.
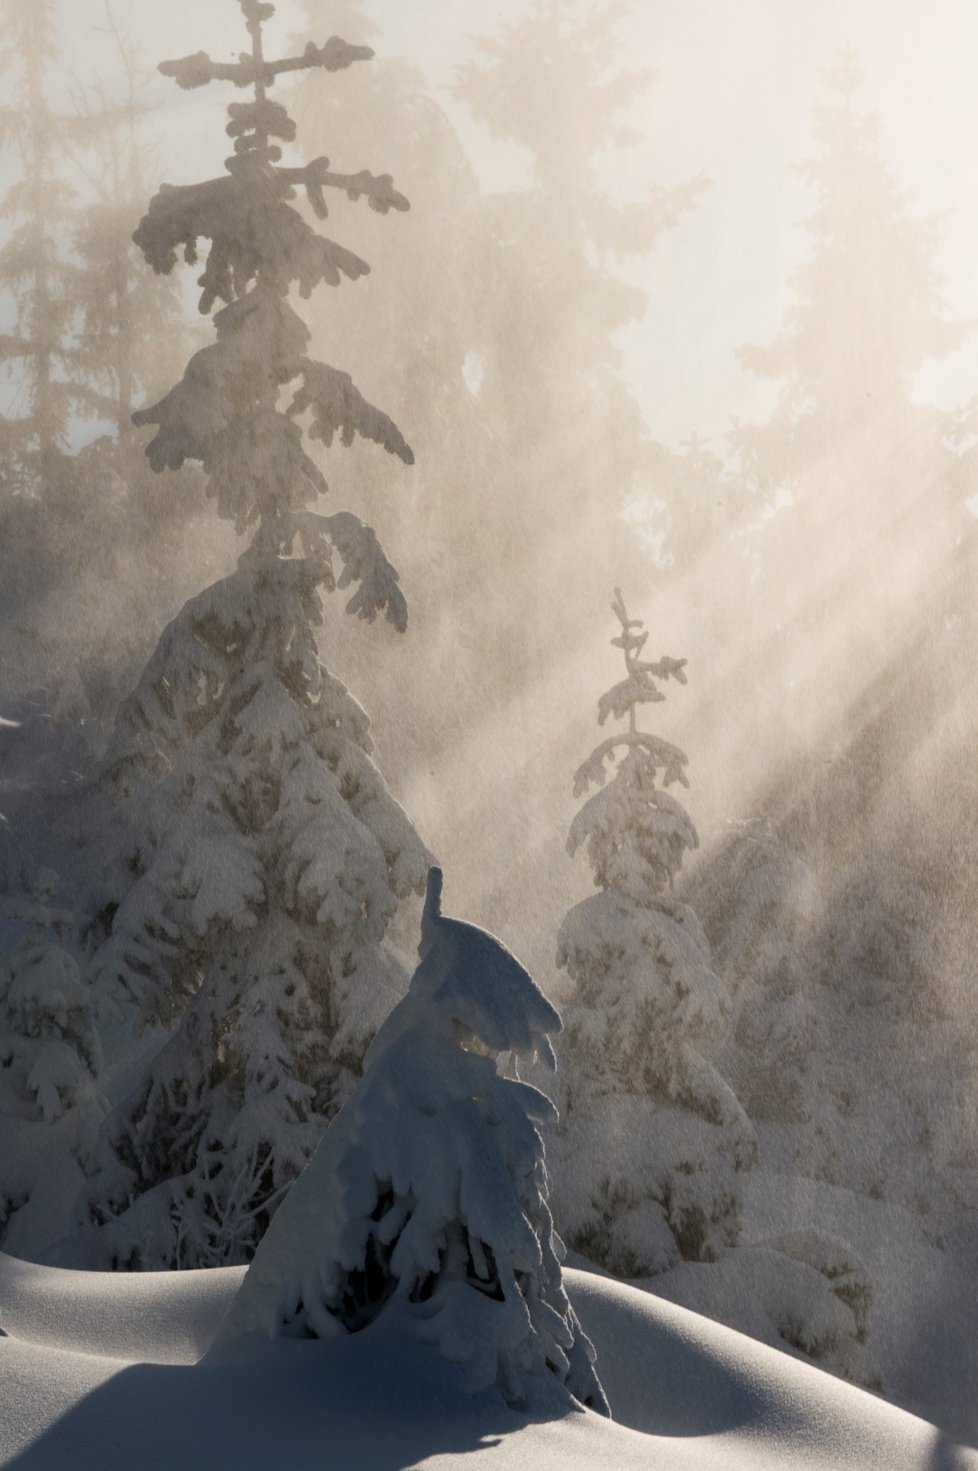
[2,0,978,1436]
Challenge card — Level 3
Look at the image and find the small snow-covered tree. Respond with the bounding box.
[0,869,104,1257]
[68,0,429,1269]
[552,590,754,1277]
[0,940,100,1125]
[217,867,608,1418]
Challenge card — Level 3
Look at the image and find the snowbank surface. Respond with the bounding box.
[1,1254,973,1471]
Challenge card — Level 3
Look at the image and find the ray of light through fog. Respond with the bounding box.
[4,0,978,981]
[47,0,978,444]
[5,1,978,1423]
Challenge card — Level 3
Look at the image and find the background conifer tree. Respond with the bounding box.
[0,0,79,496]
[682,51,978,1231]
[66,0,430,1269]
[732,48,971,709]
[458,1,707,675]
[552,590,754,1276]
[68,9,189,453]
[0,3,216,740]
[0,866,104,1260]
[397,0,710,972]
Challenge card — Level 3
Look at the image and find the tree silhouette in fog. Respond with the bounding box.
[553,590,753,1275]
[287,0,497,734]
[69,11,188,452]
[681,51,978,1241]
[735,49,969,557]
[719,47,974,755]
[0,7,216,738]
[459,0,707,675]
[0,0,79,496]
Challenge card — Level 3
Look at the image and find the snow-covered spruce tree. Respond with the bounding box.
[67,0,429,1269]
[217,867,609,1418]
[551,590,754,1277]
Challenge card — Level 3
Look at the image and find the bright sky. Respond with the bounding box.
[38,0,978,447]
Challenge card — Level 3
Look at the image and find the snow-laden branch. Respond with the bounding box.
[288,359,414,464]
[133,177,370,310]
[227,98,295,146]
[300,510,407,632]
[573,731,690,796]
[597,673,665,723]
[276,160,410,220]
[159,37,373,92]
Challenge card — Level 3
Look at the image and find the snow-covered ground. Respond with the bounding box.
[1,1254,973,1471]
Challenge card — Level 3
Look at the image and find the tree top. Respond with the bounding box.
[159,3,373,100]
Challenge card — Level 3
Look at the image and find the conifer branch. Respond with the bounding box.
[159,37,373,93]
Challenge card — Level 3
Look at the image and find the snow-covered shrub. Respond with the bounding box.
[217,867,609,1418]
[687,818,820,1124]
[66,0,429,1269]
[0,923,104,1257]
[0,941,100,1124]
[763,1229,872,1349]
[652,1229,878,1388]
[551,591,754,1276]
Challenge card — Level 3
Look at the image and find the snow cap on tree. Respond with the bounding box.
[217,867,608,1418]
[129,0,412,569]
[568,588,697,904]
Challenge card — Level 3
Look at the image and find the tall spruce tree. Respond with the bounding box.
[459,0,707,672]
[552,591,754,1276]
[66,0,430,1270]
[0,0,79,495]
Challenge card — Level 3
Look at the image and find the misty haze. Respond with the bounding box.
[0,2,976,1469]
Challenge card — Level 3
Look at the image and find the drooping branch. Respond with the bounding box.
[133,176,371,309]
[298,511,407,633]
[129,0,413,557]
[572,731,690,797]
[287,360,414,464]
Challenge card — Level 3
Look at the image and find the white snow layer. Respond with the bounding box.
[0,1254,973,1471]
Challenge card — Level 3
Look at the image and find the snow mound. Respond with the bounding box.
[0,1254,973,1471]
[0,1252,241,1364]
